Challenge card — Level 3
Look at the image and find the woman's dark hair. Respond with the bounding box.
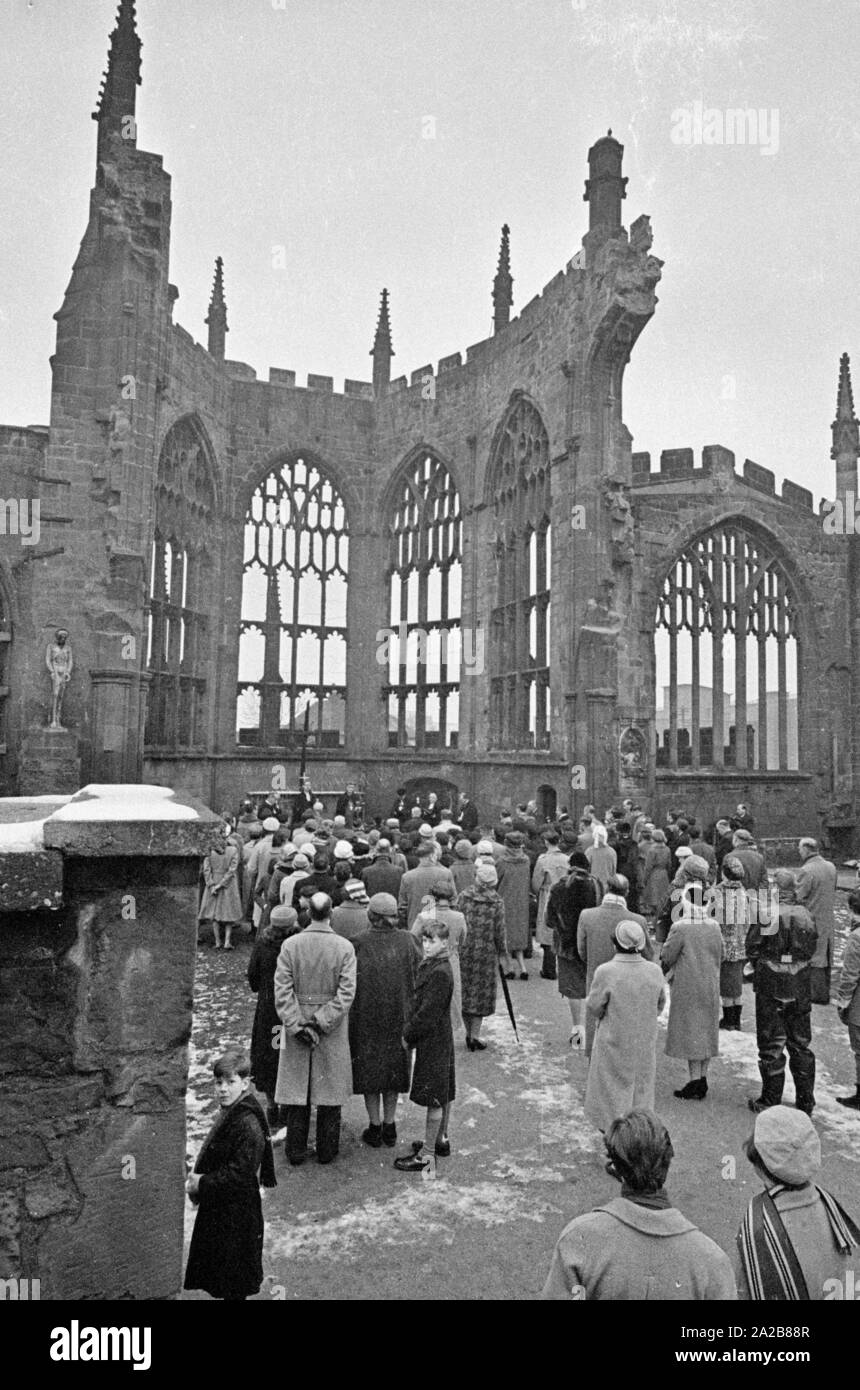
[429,882,456,901]
[334,861,352,884]
[847,889,860,916]
[605,1110,674,1193]
[213,1049,250,1080]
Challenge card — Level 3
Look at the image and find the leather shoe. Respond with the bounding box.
[394,1149,431,1172]
[435,1139,451,1157]
[362,1125,383,1148]
[748,1097,774,1114]
[381,1122,397,1146]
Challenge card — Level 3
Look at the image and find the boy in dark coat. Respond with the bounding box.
[394,920,455,1173]
[184,1049,276,1301]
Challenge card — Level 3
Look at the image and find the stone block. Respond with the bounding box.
[43,784,222,857]
[411,365,433,386]
[701,444,736,473]
[438,352,462,373]
[224,360,258,380]
[0,1134,49,1170]
[659,448,694,476]
[307,374,333,392]
[743,458,775,494]
[18,729,81,797]
[632,452,651,478]
[782,479,813,510]
[343,379,374,398]
[268,368,296,387]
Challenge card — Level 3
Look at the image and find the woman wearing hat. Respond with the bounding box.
[247,904,301,1133]
[497,831,531,980]
[660,863,724,1100]
[350,893,421,1148]
[545,851,598,1049]
[584,920,667,1133]
[640,827,671,923]
[412,882,468,1039]
[736,1105,860,1299]
[451,839,476,896]
[458,862,507,1050]
[198,823,244,950]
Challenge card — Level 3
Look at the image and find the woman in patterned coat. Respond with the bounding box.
[496,832,531,978]
[458,862,507,1050]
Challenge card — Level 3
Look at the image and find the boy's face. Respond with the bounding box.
[215,1072,248,1108]
[421,931,447,959]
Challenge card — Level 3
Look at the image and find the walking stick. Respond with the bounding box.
[498,960,521,1043]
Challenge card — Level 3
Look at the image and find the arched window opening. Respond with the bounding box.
[145,419,214,750]
[488,398,552,749]
[654,524,800,772]
[237,456,349,748]
[385,454,462,749]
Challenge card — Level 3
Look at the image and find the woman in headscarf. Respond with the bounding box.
[545,851,599,1049]
[586,822,617,900]
[458,861,507,1051]
[247,904,301,1132]
[497,830,531,980]
[584,920,667,1134]
[661,864,725,1100]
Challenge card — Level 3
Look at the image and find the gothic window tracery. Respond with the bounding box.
[237,456,348,748]
[654,523,800,771]
[145,418,214,749]
[384,453,462,749]
[488,398,552,749]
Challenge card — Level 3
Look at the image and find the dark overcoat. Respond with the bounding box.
[404,955,455,1108]
[248,929,299,1096]
[184,1092,276,1301]
[350,924,421,1093]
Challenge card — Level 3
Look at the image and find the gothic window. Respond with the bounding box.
[237,456,348,748]
[654,523,800,772]
[145,418,215,750]
[489,398,552,749]
[384,454,462,750]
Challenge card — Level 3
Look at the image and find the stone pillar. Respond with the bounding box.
[0,786,220,1300]
[88,667,142,782]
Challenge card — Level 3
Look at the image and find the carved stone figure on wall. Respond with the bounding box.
[619,725,647,779]
[603,477,636,566]
[46,628,73,730]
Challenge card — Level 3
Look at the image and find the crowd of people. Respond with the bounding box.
[184,785,860,1301]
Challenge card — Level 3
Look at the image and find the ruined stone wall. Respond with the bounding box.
[629,445,849,838]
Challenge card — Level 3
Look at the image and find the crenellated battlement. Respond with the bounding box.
[632,445,816,513]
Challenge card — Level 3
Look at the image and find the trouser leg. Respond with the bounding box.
[315,1105,341,1163]
[785,1000,816,1110]
[285,1104,311,1160]
[755,993,787,1105]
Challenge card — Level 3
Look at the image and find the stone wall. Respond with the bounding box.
[0,786,220,1299]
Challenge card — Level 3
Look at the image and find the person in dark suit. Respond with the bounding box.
[456,792,479,834]
[335,782,360,826]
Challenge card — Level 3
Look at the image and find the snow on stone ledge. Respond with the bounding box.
[49,785,199,822]
[0,795,73,853]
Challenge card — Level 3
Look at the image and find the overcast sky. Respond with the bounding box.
[2,0,859,500]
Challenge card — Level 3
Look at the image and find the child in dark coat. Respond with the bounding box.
[184,1049,276,1300]
[395,920,456,1173]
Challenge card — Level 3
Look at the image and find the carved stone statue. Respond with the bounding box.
[46,628,73,730]
[603,477,636,566]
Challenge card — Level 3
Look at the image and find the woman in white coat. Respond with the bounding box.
[584,920,667,1134]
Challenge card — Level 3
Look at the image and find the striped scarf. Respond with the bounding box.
[738,1184,859,1300]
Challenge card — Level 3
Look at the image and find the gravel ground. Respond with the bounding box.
[182,890,859,1301]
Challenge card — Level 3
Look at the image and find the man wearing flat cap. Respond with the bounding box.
[736,1105,860,1299]
[349,893,421,1149]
